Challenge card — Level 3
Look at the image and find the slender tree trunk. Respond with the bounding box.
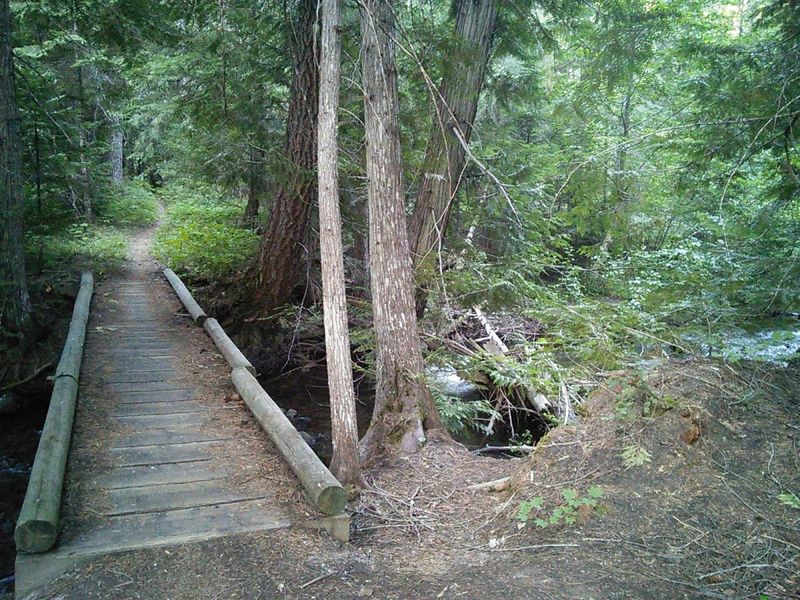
[110,119,124,184]
[244,145,261,224]
[33,117,42,212]
[319,0,361,485]
[359,0,445,459]
[218,0,228,119]
[602,91,633,253]
[254,0,318,313]
[72,14,91,221]
[408,0,498,314]
[0,0,31,330]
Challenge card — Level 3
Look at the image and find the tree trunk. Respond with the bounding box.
[407,0,498,314]
[253,0,318,313]
[359,0,445,459]
[0,0,31,331]
[73,16,92,221]
[318,0,361,486]
[244,145,261,224]
[110,120,124,185]
[34,118,42,212]
[601,90,633,253]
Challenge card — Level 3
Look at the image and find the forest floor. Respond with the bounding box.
[14,224,800,600]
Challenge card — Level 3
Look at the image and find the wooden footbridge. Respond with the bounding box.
[14,265,348,598]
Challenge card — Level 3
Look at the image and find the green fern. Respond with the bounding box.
[621,444,652,469]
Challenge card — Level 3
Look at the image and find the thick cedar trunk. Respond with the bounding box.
[319,0,361,485]
[254,0,318,312]
[359,0,445,459]
[408,0,498,313]
[0,0,31,331]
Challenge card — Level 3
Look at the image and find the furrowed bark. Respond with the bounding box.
[110,118,123,184]
[0,0,31,331]
[408,0,498,315]
[319,0,361,485]
[253,0,318,314]
[359,0,445,460]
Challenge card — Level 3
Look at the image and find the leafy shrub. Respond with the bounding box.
[430,387,498,435]
[152,183,259,280]
[26,223,128,273]
[96,180,159,227]
[517,486,604,528]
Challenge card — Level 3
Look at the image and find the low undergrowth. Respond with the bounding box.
[95,180,160,227]
[24,180,161,275]
[152,181,259,281]
[26,223,129,275]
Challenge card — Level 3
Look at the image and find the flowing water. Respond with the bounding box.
[685,318,800,365]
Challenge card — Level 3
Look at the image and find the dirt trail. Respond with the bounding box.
[20,222,800,599]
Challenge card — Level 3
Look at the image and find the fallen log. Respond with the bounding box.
[15,272,93,553]
[472,306,509,355]
[0,362,53,393]
[163,268,207,324]
[231,367,347,516]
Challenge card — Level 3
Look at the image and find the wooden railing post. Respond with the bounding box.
[15,272,93,553]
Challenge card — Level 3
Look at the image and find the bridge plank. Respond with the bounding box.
[109,440,230,467]
[113,389,196,401]
[103,358,177,372]
[92,461,225,489]
[111,399,202,416]
[109,381,194,393]
[86,371,178,385]
[115,430,232,447]
[111,412,210,428]
[107,480,268,516]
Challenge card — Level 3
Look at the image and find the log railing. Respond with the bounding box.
[163,269,347,516]
[15,272,94,554]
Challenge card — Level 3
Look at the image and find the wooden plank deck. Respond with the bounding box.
[15,272,297,598]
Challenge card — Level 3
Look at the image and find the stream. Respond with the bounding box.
[0,392,48,593]
[684,318,800,365]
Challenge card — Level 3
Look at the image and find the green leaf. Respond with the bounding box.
[588,485,604,499]
[561,488,578,502]
[778,493,800,510]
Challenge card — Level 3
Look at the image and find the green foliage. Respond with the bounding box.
[95,180,159,227]
[152,182,259,281]
[430,387,499,436]
[778,493,800,511]
[621,444,652,470]
[26,223,128,274]
[517,486,604,528]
